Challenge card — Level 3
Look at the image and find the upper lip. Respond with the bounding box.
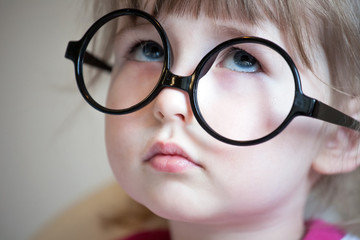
[143,141,201,167]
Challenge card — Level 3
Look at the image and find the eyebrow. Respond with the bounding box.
[116,20,152,35]
[113,20,159,45]
[214,24,255,38]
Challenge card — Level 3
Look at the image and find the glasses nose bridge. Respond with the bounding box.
[161,70,194,93]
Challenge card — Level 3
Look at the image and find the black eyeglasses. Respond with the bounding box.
[65,8,360,146]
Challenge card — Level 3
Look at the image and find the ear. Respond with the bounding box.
[312,100,360,175]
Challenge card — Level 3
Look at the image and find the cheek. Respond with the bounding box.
[197,70,295,142]
[105,116,130,178]
[205,117,325,217]
[107,63,161,110]
[105,114,145,185]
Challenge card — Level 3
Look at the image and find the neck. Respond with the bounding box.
[169,212,305,240]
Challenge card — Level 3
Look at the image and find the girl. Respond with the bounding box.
[65,0,360,239]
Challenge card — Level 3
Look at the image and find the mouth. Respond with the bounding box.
[143,142,202,173]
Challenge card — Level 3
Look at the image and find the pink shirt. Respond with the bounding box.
[121,220,356,240]
[304,220,346,240]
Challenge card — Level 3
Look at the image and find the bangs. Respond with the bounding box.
[109,0,315,69]
[116,0,289,26]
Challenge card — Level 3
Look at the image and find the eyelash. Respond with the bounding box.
[220,47,258,64]
[217,47,263,73]
[124,39,164,61]
[126,40,145,57]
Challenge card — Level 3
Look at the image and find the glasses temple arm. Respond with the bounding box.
[83,51,112,72]
[311,100,360,131]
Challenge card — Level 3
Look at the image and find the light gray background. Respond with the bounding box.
[0,1,114,239]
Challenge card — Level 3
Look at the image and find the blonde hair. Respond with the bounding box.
[91,0,360,235]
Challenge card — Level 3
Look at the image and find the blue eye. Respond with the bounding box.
[130,41,164,62]
[221,48,260,73]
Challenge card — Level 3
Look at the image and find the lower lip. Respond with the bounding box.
[147,155,199,173]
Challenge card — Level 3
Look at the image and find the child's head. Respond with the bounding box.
[70,0,360,235]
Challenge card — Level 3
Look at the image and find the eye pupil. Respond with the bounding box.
[234,50,256,67]
[143,42,164,59]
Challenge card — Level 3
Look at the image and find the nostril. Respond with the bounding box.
[156,111,165,120]
[152,88,190,123]
[155,110,185,121]
[175,113,185,121]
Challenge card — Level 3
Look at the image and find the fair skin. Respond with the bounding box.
[105,13,358,240]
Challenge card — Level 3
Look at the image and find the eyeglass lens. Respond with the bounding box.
[83,14,296,142]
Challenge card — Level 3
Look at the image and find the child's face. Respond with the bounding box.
[105,13,330,224]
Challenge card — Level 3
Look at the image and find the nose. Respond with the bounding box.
[152,43,201,123]
[152,74,193,123]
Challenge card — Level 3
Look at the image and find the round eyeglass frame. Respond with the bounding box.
[65,8,360,146]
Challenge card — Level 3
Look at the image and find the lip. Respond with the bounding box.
[143,142,201,173]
